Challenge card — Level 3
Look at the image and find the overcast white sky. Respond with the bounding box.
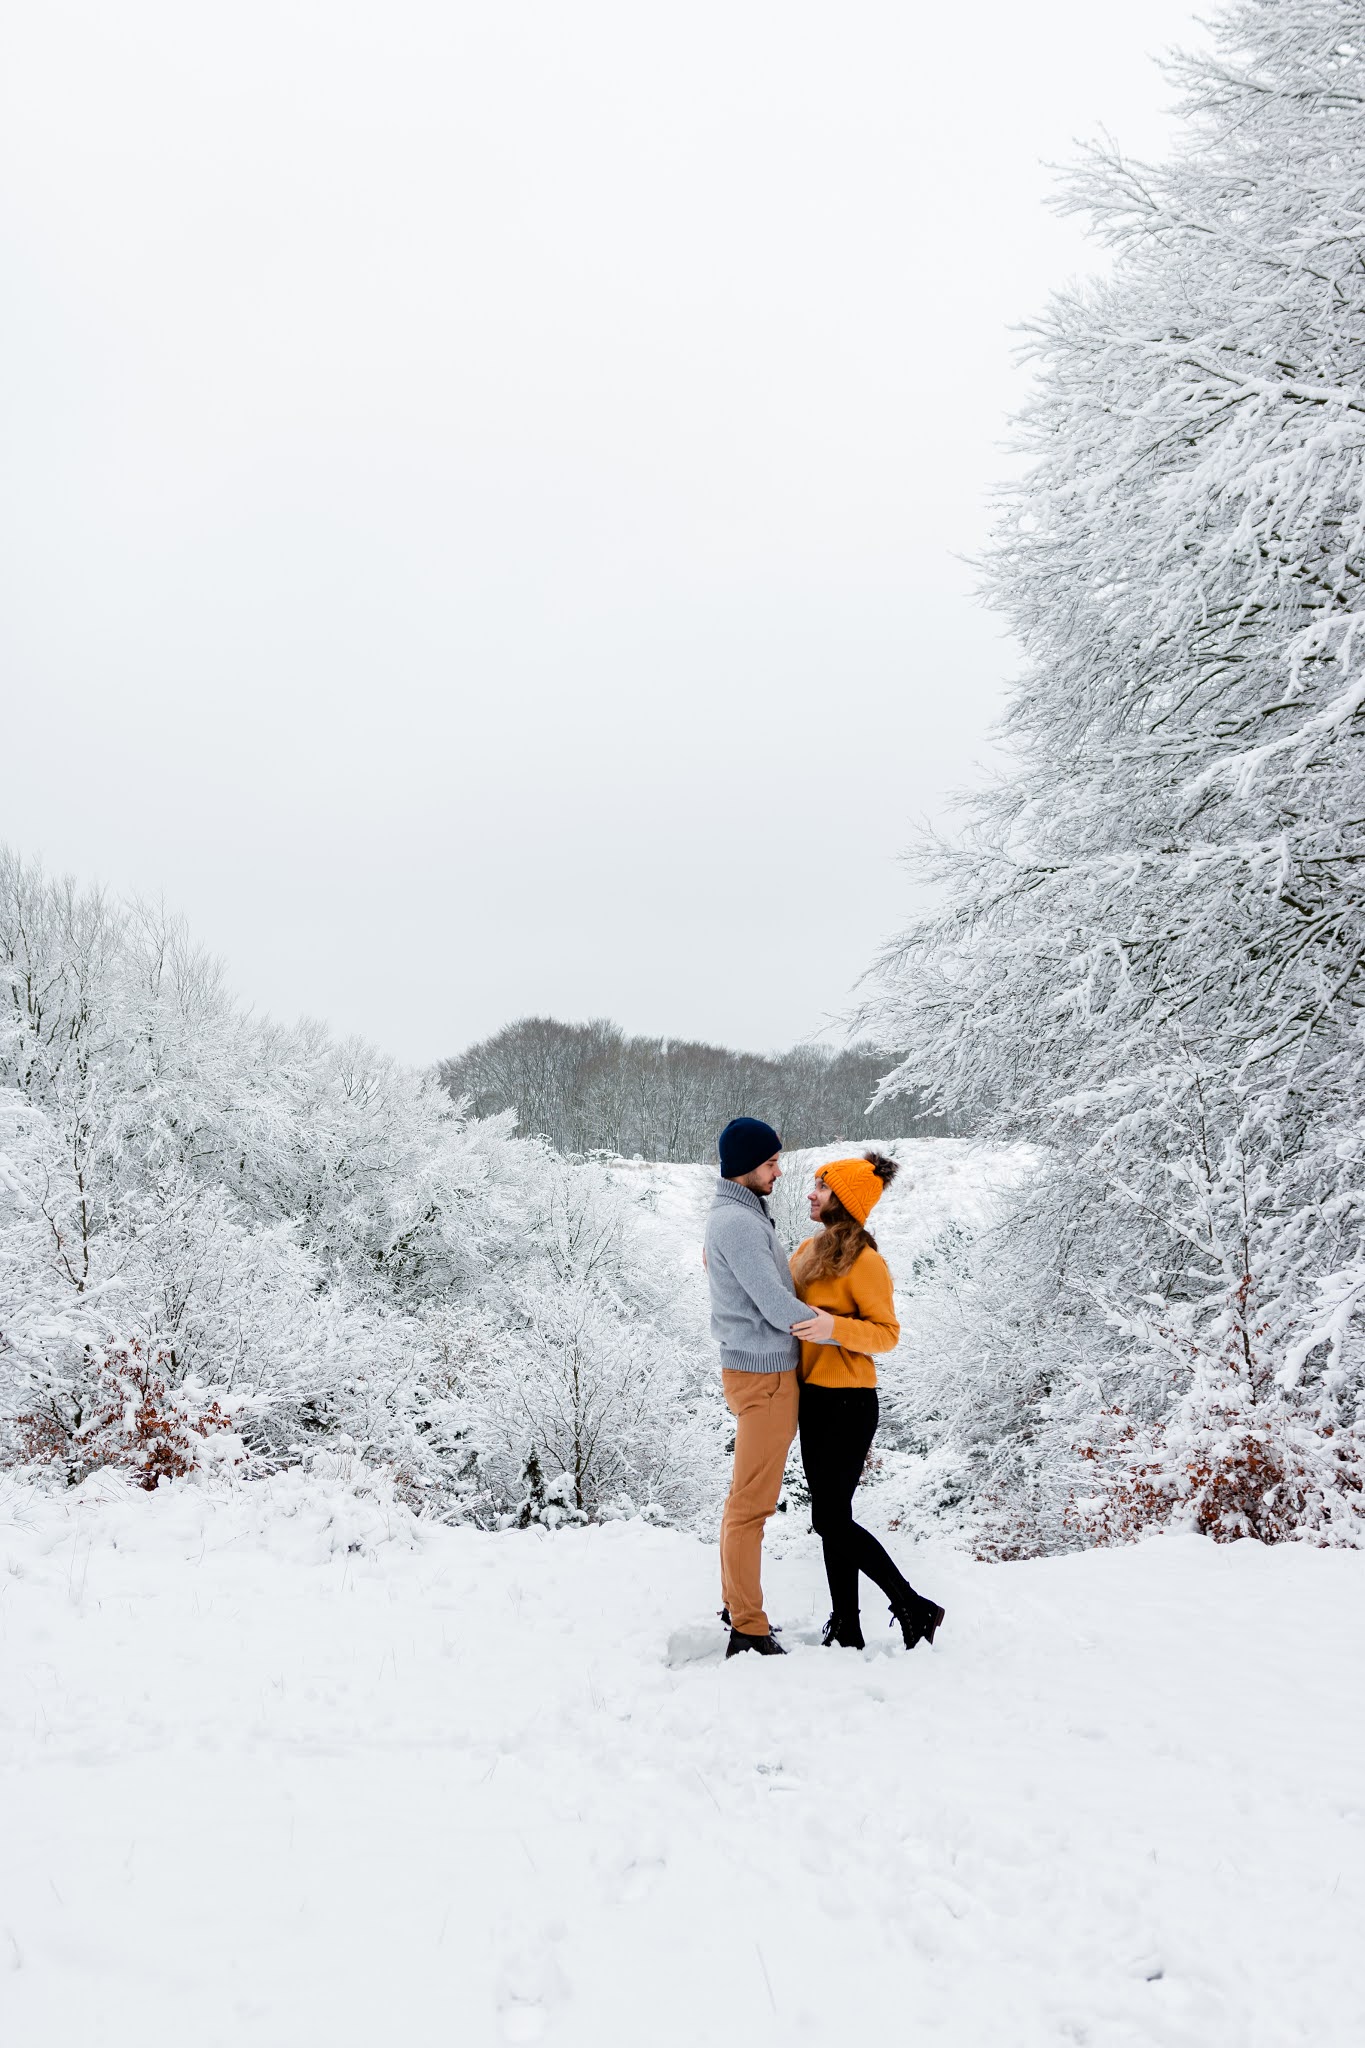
[2,1,1207,1063]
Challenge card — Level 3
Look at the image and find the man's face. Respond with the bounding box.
[739,1151,782,1196]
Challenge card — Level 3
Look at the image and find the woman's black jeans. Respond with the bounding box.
[798,1382,917,1623]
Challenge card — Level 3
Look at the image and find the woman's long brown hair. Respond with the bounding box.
[792,1152,899,1283]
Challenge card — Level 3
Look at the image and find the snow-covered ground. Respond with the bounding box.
[3,1471,1362,2048]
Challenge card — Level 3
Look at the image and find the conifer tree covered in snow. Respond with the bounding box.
[866,0,1365,1549]
[0,850,715,1525]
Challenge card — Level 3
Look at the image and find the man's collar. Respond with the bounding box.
[715,1177,769,1217]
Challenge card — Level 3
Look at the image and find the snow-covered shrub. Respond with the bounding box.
[506,1448,589,1530]
[863,0,1365,1551]
[17,1341,241,1491]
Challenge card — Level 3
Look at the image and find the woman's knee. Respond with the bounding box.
[810,1497,854,1539]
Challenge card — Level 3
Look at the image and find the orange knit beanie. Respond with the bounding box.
[817,1155,885,1227]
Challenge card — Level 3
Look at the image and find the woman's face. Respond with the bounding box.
[808,1176,837,1223]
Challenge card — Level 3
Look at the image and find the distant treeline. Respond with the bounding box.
[438,1016,958,1162]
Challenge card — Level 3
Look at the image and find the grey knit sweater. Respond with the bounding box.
[703,1177,813,1372]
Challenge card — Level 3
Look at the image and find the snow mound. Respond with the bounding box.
[0,1456,428,1568]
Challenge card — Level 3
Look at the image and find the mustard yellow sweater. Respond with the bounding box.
[789,1241,900,1389]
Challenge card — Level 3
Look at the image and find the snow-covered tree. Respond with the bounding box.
[0,849,716,1525]
[864,0,1365,1550]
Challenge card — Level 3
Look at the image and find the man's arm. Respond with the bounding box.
[710,1218,811,1334]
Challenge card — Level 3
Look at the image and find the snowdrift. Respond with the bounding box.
[2,1473,1361,2047]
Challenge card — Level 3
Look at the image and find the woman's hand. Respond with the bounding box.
[791,1308,836,1343]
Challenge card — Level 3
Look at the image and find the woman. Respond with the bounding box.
[790,1152,946,1651]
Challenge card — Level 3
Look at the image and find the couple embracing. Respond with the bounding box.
[705,1116,945,1659]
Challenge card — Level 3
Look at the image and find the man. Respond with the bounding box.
[704,1116,824,1659]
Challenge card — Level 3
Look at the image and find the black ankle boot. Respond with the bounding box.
[726,1627,787,1659]
[820,1612,865,1650]
[890,1594,945,1650]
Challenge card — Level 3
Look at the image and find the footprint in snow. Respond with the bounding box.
[495,1929,568,2043]
[664,1620,725,1665]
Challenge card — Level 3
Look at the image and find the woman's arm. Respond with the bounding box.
[828,1250,900,1355]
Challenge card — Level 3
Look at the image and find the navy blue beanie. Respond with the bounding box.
[718,1117,783,1179]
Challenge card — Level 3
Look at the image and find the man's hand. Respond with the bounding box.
[791,1308,836,1343]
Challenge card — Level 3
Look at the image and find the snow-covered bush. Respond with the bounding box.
[16,1340,243,1491]
[507,1448,589,1530]
[0,850,714,1525]
[864,0,1365,1552]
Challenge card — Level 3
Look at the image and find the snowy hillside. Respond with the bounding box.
[3,1470,1362,2048]
[3,1145,1359,2046]
[605,1137,1038,1273]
